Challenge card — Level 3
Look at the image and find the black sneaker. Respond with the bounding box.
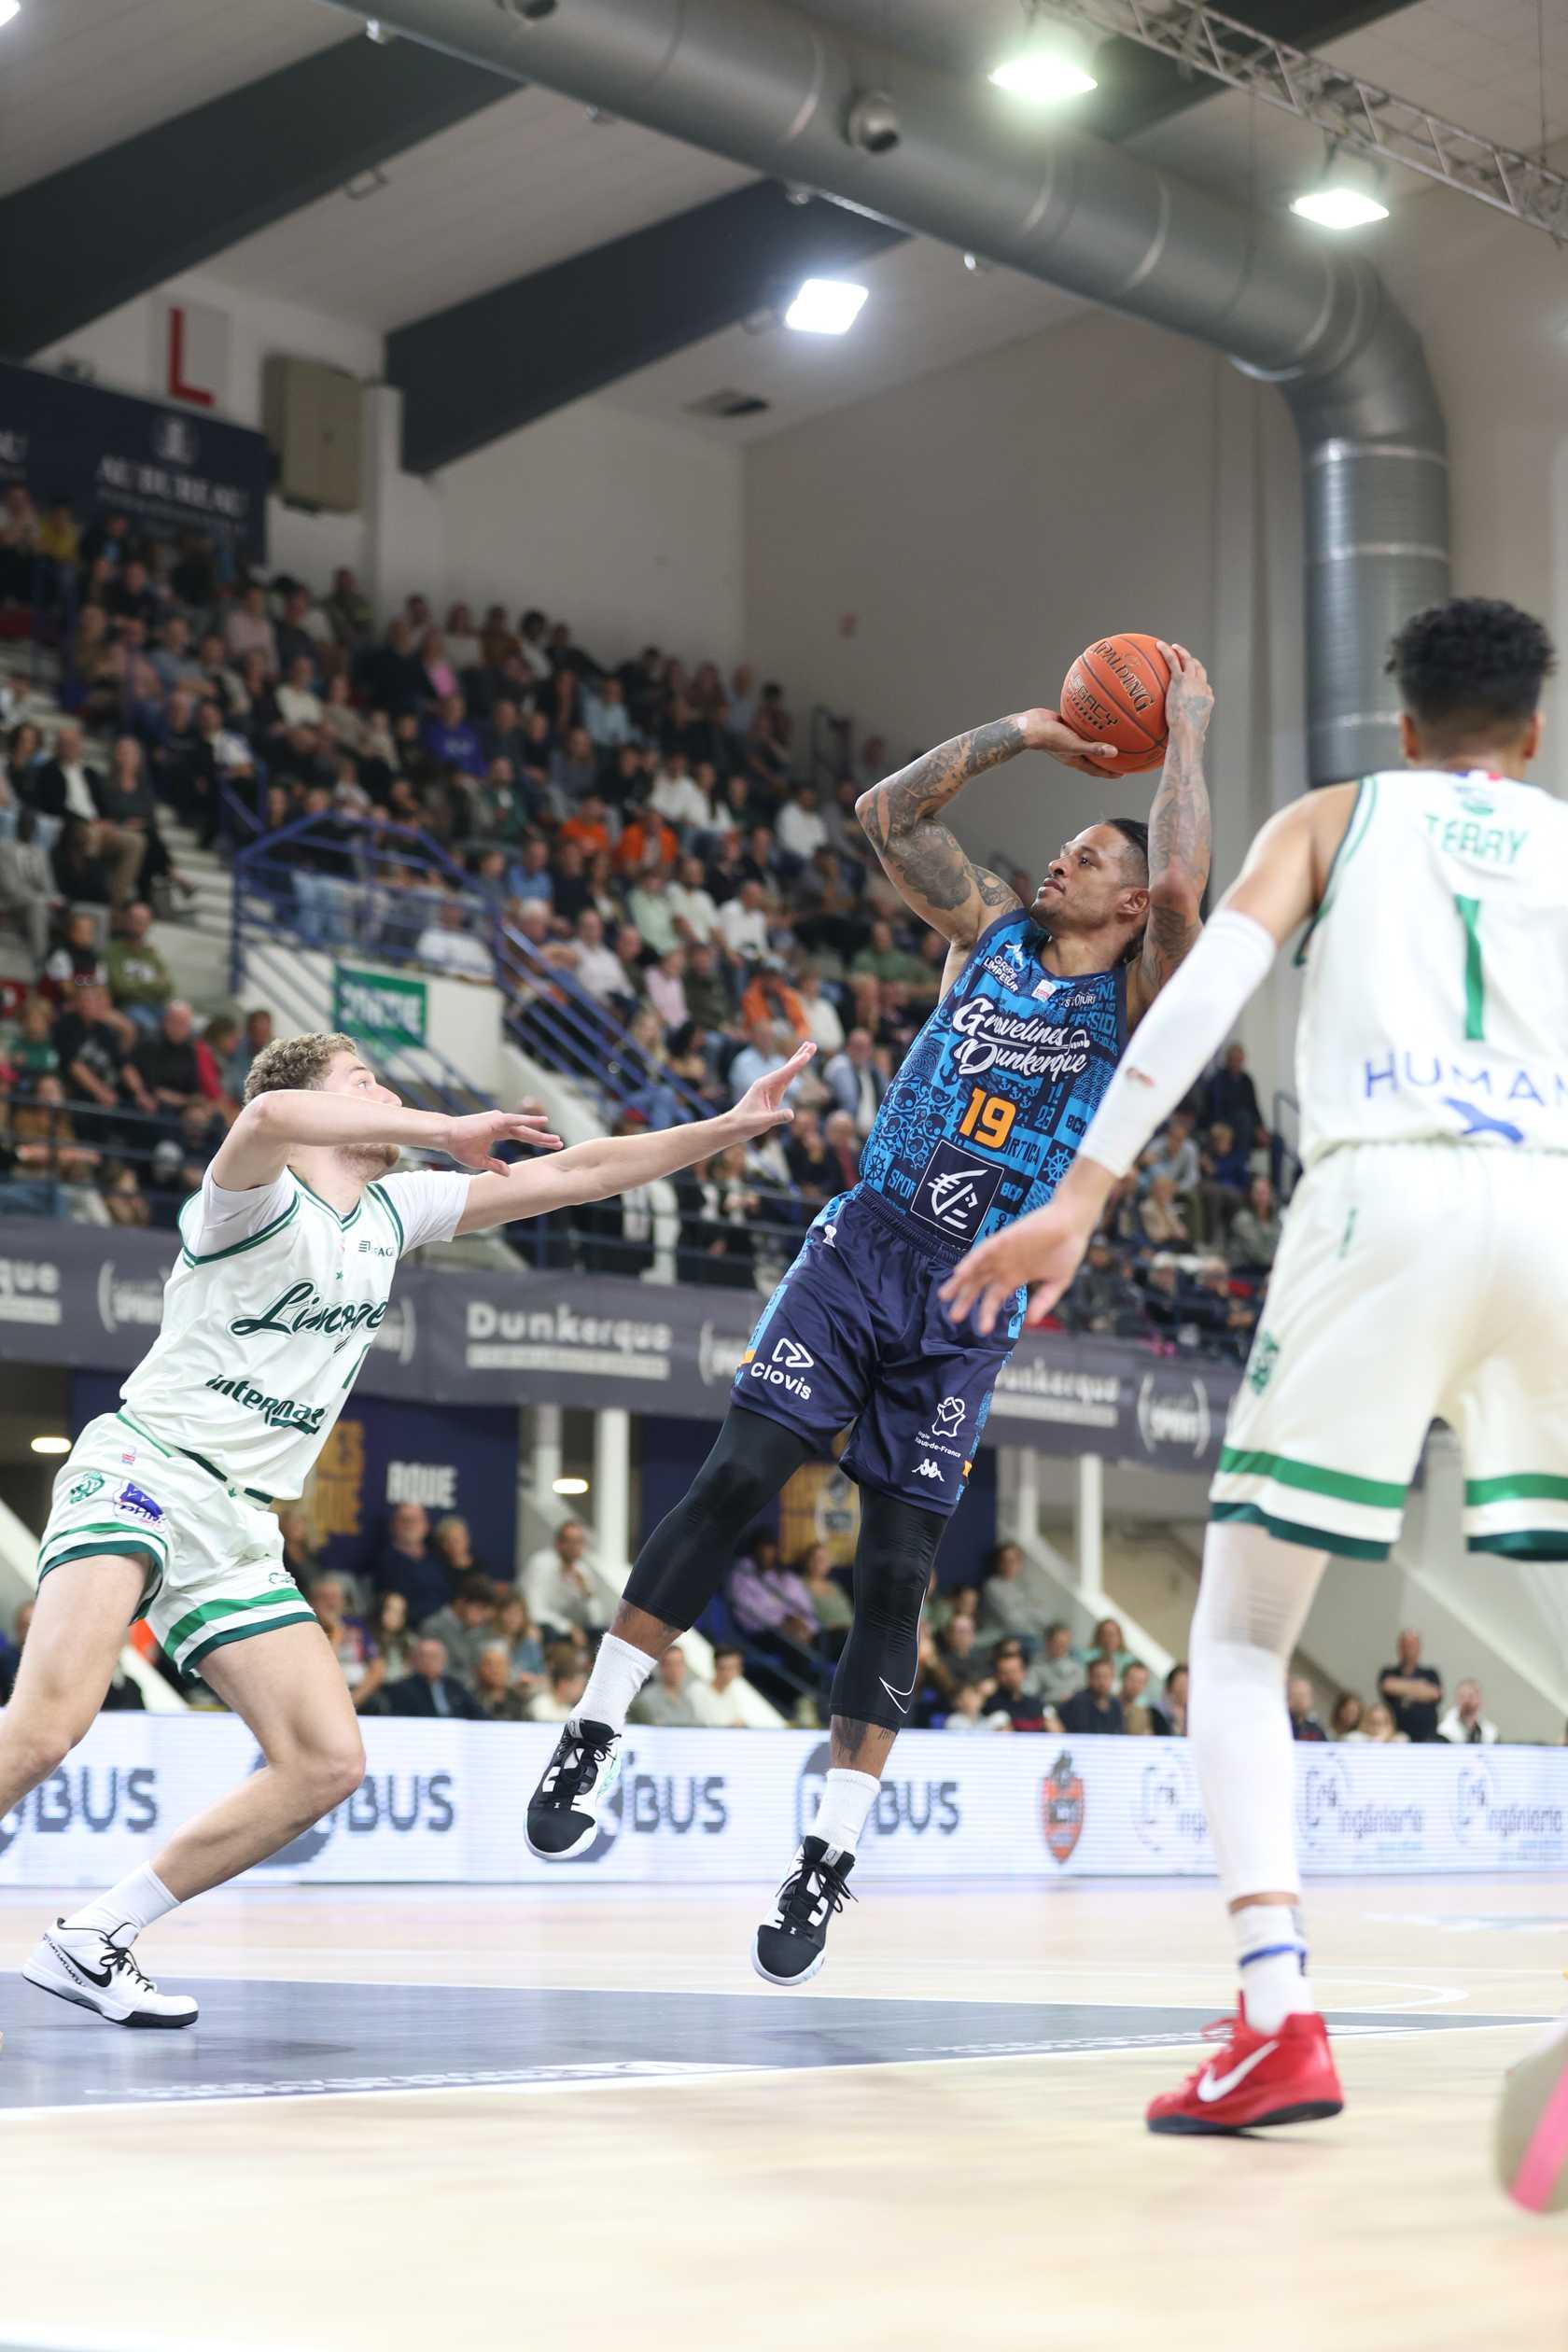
[525,1718,623,1859]
[752,1836,856,1987]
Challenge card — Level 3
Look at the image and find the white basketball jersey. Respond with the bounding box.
[1296,768,1568,1168]
[119,1167,470,1497]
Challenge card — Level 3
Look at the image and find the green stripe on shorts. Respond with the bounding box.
[1217,1447,1406,1509]
[1211,1503,1393,1561]
[37,1538,164,1611]
[162,1589,302,1655]
[1464,1473,1568,1505]
[181,1610,318,1672]
[1467,1530,1568,1561]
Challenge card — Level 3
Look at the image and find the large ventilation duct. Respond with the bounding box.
[328,0,1449,787]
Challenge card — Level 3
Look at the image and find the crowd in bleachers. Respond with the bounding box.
[0,498,1283,1341]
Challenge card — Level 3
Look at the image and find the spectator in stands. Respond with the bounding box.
[372,1501,451,1624]
[226,1006,273,1099]
[1060,1235,1144,1337]
[225,581,278,672]
[370,1590,416,1682]
[728,1017,792,1104]
[0,813,57,962]
[10,992,60,1087]
[276,654,324,734]
[523,1518,609,1641]
[1029,1621,1084,1713]
[33,721,102,825]
[1228,1175,1282,1273]
[690,1644,750,1729]
[569,907,633,1009]
[311,1575,385,1711]
[1439,1678,1499,1745]
[1164,1662,1189,1737]
[726,1531,817,1701]
[928,1611,991,1712]
[277,1507,325,1595]
[130,1001,217,1141]
[1083,1615,1137,1674]
[631,1646,702,1729]
[1060,1656,1125,1736]
[823,1028,886,1139]
[1196,1119,1250,1239]
[53,979,145,1142]
[415,893,495,983]
[491,1593,546,1701]
[106,901,175,1033]
[718,875,770,961]
[1203,1041,1263,1154]
[1139,1171,1190,1250]
[1120,1660,1169,1735]
[1288,1676,1328,1741]
[102,1163,151,1226]
[1379,1629,1444,1743]
[1354,1701,1407,1745]
[797,1544,853,1661]
[983,1642,1051,1731]
[420,1572,498,1688]
[1330,1692,1365,1741]
[528,1646,591,1725]
[474,1640,530,1721]
[384,1635,482,1719]
[668,854,720,945]
[325,567,373,648]
[3,1073,99,1192]
[977,1542,1048,1648]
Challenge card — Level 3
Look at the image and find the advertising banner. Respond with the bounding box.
[1,1220,1240,1468]
[4,1718,1566,1888]
[0,361,270,563]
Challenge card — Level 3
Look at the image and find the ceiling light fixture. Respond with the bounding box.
[1291,150,1389,231]
[989,7,1097,104]
[552,1476,590,1496]
[0,2,22,25]
[30,1435,70,1456]
[784,278,869,335]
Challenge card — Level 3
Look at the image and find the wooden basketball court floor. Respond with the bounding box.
[0,1874,1564,2352]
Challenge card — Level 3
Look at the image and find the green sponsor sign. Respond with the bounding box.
[332,965,428,1053]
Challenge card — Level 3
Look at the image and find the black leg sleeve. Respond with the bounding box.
[829,1491,948,1734]
[622,1406,814,1631]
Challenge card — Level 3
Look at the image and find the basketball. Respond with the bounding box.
[1060,633,1171,775]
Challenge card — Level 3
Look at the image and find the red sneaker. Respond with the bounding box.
[1146,2002,1344,2135]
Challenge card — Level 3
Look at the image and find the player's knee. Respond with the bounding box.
[297,1735,366,1815]
[1,1711,78,1786]
[691,1443,775,1529]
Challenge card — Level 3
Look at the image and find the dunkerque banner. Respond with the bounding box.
[0,362,270,562]
[0,1220,1239,1472]
[0,1717,1563,1886]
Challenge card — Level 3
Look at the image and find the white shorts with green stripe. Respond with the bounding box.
[36,1411,316,1676]
[1212,1142,1568,1561]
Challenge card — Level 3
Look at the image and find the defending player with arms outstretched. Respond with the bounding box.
[945,597,1568,2170]
[10,1029,810,2030]
[526,645,1212,1983]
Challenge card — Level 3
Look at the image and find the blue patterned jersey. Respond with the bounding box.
[840,910,1129,1249]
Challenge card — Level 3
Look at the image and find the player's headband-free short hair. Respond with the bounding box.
[1388,595,1557,733]
[243,1031,358,1104]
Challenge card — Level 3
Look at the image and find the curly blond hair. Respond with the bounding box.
[243,1031,359,1105]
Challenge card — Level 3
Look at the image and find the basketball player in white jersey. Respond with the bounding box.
[9,1026,811,2028]
[945,598,1568,2176]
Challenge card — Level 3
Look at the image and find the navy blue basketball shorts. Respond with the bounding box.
[732,1186,1019,1518]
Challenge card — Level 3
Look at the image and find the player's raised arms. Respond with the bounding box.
[855,710,1119,959]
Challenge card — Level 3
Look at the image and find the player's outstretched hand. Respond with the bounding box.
[940,1197,1098,1337]
[1017,707,1122,777]
[1157,639,1213,737]
[445,1105,564,1173]
[732,1040,817,1136]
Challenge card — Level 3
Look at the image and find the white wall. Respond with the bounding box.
[437,401,744,674]
[37,273,745,675]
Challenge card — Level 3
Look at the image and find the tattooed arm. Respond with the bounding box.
[855,709,1119,952]
[1127,641,1213,1029]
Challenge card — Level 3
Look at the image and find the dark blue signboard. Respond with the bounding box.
[0,361,271,563]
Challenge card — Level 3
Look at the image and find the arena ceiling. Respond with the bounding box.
[3,0,1567,458]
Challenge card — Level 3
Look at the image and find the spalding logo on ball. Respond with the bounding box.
[1059,633,1171,777]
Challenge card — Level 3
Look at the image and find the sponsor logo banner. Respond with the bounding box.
[6,1721,1567,1888]
[332,965,430,1054]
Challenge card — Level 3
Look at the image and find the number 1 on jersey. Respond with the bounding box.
[959,1086,1016,1151]
[1454,894,1486,1042]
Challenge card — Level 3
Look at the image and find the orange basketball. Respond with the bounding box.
[1059,634,1170,776]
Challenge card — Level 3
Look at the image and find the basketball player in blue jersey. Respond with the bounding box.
[527,644,1212,1980]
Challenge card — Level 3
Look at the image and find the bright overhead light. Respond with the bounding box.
[784,278,869,335]
[989,23,1098,104]
[552,1476,590,1496]
[0,3,21,25]
[31,1435,70,1456]
[1291,152,1389,231]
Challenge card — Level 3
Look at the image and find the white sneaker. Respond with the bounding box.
[525,1717,623,1858]
[22,1922,199,2029]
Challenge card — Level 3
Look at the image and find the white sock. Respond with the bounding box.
[1231,1901,1315,2033]
[573,1632,656,1734]
[63,1863,179,1942]
[808,1768,880,1858]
